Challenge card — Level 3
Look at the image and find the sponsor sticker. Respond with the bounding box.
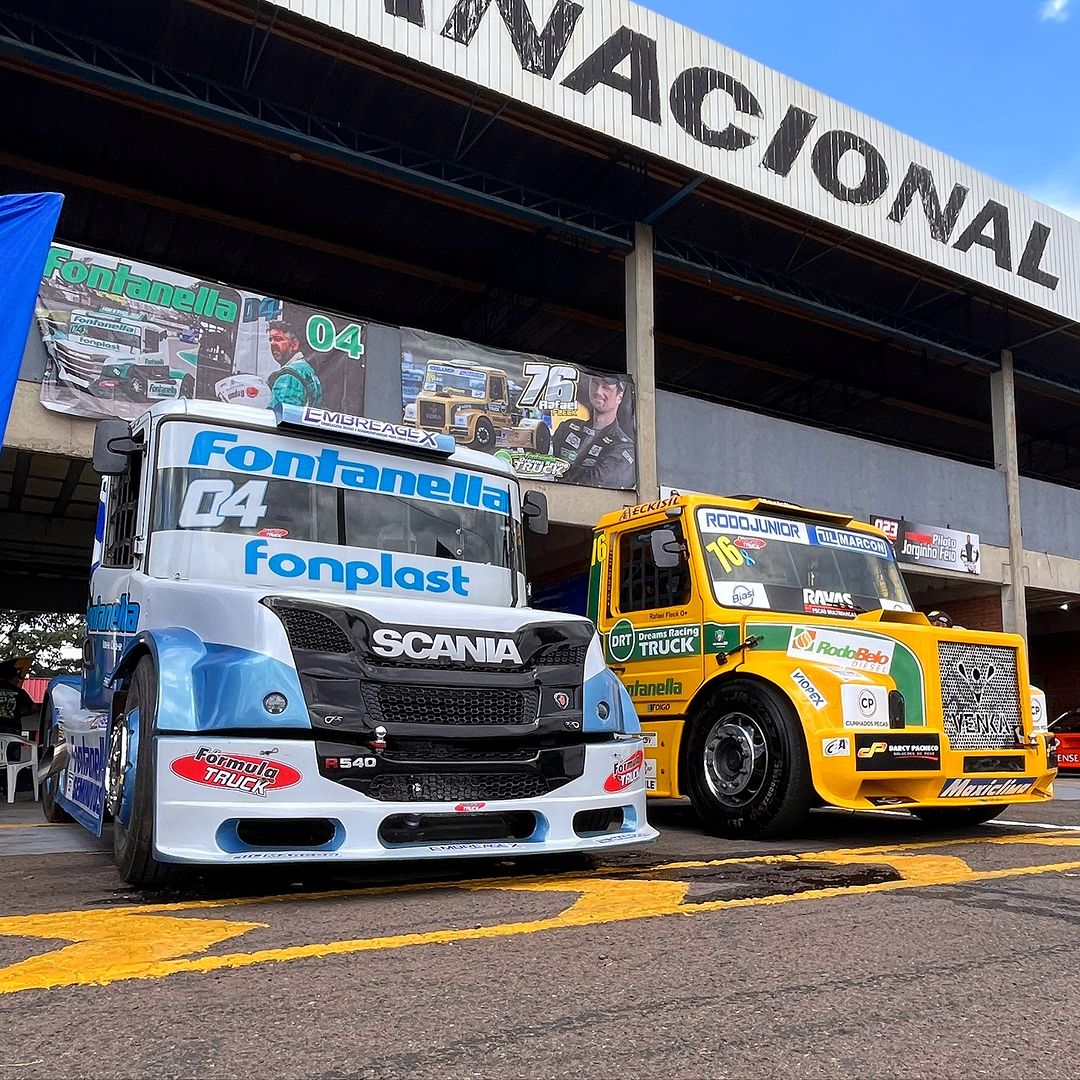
[855,734,941,772]
[822,736,851,758]
[454,802,487,813]
[734,536,767,551]
[803,588,857,618]
[171,747,302,797]
[789,626,894,674]
[938,776,1035,799]
[604,749,645,792]
[1031,692,1048,734]
[867,795,916,807]
[791,668,827,711]
[606,620,701,664]
[841,684,890,729]
[642,731,659,748]
[715,582,770,609]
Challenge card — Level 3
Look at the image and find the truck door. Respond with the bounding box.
[599,519,703,791]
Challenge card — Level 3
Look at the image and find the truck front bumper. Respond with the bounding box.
[152,736,656,864]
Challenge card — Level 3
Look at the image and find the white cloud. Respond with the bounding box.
[1039,0,1071,22]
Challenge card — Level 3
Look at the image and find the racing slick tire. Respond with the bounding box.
[39,694,72,824]
[684,680,814,840]
[180,375,195,398]
[109,656,177,887]
[911,805,1008,829]
[470,417,496,452]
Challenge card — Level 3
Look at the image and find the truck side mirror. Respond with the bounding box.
[522,490,549,535]
[650,527,683,569]
[92,420,138,476]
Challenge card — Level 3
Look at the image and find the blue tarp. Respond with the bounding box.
[0,192,63,443]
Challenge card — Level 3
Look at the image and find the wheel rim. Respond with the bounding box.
[104,716,129,819]
[476,423,493,449]
[703,712,769,807]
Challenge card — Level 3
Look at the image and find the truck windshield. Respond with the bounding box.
[424,365,486,396]
[154,471,518,567]
[73,323,139,347]
[696,507,911,618]
[148,422,523,606]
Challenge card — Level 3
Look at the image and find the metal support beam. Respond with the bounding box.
[642,177,703,226]
[626,223,657,502]
[991,349,1027,641]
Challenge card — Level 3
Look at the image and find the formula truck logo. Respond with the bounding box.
[371,627,523,665]
[170,747,302,797]
[787,627,894,674]
[604,749,645,792]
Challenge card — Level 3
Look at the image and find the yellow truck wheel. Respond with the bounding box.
[683,679,814,839]
[911,806,1007,829]
[470,417,496,452]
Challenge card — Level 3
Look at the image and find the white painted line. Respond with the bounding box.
[991,819,1080,832]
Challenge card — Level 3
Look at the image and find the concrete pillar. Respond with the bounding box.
[991,350,1027,641]
[625,222,658,503]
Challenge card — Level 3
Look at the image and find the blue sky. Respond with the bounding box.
[646,0,1080,218]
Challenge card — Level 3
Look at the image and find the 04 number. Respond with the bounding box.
[306,314,366,359]
[178,479,269,529]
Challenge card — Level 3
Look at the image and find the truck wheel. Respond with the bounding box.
[108,657,177,887]
[912,806,1007,829]
[180,375,195,398]
[128,375,146,401]
[470,417,496,452]
[684,680,814,839]
[39,694,72,824]
[533,424,551,455]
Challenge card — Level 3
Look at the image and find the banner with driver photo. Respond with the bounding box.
[400,329,638,490]
[35,243,367,421]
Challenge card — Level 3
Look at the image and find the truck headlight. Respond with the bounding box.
[452,406,470,427]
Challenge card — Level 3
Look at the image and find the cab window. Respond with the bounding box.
[618,523,691,613]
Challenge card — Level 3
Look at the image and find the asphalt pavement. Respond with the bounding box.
[2,783,1080,1079]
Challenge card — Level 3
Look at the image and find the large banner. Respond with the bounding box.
[401,329,637,490]
[870,514,981,576]
[36,244,366,421]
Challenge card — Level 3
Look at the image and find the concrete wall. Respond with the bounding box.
[1020,475,1080,562]
[656,390,1010,548]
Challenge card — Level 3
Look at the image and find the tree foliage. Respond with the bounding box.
[0,610,84,675]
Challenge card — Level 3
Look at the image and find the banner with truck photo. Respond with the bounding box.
[35,244,367,421]
[400,329,637,490]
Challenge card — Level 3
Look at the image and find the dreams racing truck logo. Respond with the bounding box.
[171,748,302,797]
[371,628,523,664]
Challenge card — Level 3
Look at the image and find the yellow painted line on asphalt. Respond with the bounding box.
[0,822,63,830]
[2,833,1080,995]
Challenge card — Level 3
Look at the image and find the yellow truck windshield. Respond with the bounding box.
[695,505,910,618]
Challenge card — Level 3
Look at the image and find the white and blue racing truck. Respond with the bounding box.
[41,401,654,884]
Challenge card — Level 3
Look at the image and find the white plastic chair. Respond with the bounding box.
[0,736,39,803]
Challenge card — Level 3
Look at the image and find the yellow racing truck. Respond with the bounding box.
[590,493,1056,838]
[407,361,551,455]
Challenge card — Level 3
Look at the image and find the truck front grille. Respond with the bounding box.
[938,642,1023,750]
[54,343,105,382]
[366,772,554,802]
[382,740,538,762]
[361,683,539,727]
[538,643,589,666]
[419,401,446,427]
[274,607,353,654]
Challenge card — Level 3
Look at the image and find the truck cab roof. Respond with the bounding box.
[598,491,890,541]
[129,399,519,480]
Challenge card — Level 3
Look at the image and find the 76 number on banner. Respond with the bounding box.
[517,363,579,411]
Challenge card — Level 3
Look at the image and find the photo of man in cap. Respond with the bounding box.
[551,373,636,489]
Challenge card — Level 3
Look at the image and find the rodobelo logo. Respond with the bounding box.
[787,627,894,674]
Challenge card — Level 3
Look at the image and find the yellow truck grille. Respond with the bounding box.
[937,642,1022,750]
